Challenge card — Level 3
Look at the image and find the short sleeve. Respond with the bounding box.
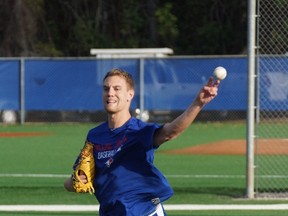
[138,122,162,151]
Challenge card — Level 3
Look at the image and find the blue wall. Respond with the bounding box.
[0,56,287,112]
[0,60,20,110]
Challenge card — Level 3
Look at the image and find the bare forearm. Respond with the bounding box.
[154,100,204,146]
[157,100,204,144]
[154,77,219,147]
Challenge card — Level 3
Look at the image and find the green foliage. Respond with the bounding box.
[69,20,97,55]
[35,42,63,57]
[0,0,248,57]
[155,3,178,46]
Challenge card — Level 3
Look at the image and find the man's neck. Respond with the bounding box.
[107,111,131,130]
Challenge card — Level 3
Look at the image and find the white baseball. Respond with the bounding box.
[213,66,227,80]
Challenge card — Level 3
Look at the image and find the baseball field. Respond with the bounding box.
[1,121,288,216]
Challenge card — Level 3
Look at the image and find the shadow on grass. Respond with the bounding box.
[0,186,247,205]
[173,187,246,198]
[0,186,97,204]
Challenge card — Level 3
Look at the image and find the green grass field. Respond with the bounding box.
[0,121,287,216]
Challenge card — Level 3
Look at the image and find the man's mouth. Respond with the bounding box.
[106,100,116,104]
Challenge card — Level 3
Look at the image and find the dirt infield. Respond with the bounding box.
[0,132,51,137]
[162,139,288,155]
[1,132,287,155]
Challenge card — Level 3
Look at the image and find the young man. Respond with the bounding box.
[64,68,220,215]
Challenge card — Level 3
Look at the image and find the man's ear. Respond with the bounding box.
[127,89,134,102]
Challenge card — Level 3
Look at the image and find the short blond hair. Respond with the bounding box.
[103,68,135,90]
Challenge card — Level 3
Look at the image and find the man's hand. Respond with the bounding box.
[78,170,88,184]
[64,141,96,194]
[196,77,220,106]
[64,171,88,192]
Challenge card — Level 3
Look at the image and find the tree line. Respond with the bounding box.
[0,0,248,57]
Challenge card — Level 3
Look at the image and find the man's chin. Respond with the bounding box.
[104,107,116,114]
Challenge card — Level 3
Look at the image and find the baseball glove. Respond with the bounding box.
[72,141,95,194]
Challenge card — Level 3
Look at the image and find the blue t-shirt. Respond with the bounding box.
[85,117,173,215]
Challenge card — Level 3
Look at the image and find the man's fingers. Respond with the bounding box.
[79,170,85,175]
[78,170,88,183]
[79,175,88,183]
[203,85,218,96]
[207,77,213,86]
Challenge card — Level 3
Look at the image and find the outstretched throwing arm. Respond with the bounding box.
[154,77,220,147]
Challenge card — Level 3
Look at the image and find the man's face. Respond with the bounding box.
[102,75,134,114]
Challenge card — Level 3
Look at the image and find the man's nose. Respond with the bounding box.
[107,87,114,95]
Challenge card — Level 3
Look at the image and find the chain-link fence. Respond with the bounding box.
[256,0,288,197]
[0,56,248,124]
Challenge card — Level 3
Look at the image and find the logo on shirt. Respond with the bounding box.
[104,146,122,167]
[94,136,126,167]
[105,158,114,167]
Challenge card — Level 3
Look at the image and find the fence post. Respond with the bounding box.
[20,58,25,125]
[246,0,257,199]
[139,58,145,121]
